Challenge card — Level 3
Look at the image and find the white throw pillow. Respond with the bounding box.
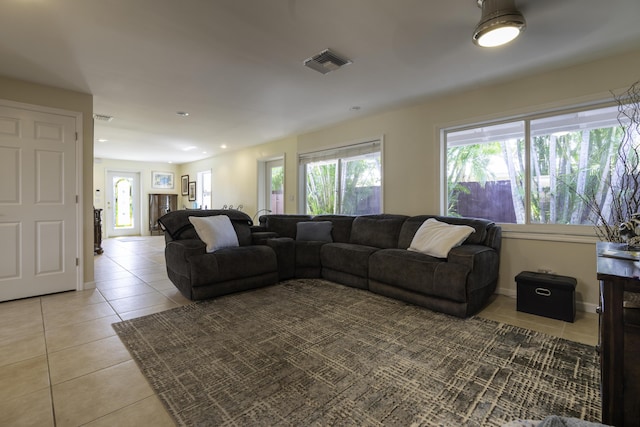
[408,218,474,258]
[188,215,239,253]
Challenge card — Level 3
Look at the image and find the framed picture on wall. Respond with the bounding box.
[152,171,174,189]
[188,181,197,201]
[181,175,189,195]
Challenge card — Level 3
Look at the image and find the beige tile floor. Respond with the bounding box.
[0,236,599,426]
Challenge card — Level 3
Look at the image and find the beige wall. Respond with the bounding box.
[93,159,179,237]
[185,47,640,312]
[179,136,298,218]
[0,75,94,287]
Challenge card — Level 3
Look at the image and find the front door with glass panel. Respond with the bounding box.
[106,171,140,237]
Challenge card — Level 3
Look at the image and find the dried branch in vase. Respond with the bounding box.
[584,80,640,242]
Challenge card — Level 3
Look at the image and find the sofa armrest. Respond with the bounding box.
[484,225,502,253]
[447,245,499,291]
[266,237,295,280]
[252,231,279,245]
[165,239,206,277]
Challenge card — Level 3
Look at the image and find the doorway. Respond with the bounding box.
[196,169,212,209]
[106,171,141,237]
[265,159,284,214]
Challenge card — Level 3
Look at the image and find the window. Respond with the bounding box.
[299,140,382,215]
[196,170,211,209]
[445,104,631,226]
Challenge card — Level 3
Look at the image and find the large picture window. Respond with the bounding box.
[445,104,631,226]
[299,140,382,215]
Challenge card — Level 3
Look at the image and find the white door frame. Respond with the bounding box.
[257,154,285,216]
[105,170,142,237]
[0,98,83,294]
[265,158,284,214]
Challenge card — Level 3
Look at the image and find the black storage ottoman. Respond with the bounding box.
[515,271,576,322]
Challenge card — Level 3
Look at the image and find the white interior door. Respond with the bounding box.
[0,103,79,302]
[106,171,140,237]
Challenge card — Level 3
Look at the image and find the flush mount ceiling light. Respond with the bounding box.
[304,49,352,75]
[473,0,526,48]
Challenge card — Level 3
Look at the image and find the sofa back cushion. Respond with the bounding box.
[398,215,493,249]
[296,221,333,242]
[158,209,253,246]
[313,215,354,243]
[349,214,408,248]
[262,215,313,238]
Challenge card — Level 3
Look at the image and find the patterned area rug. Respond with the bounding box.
[113,279,601,426]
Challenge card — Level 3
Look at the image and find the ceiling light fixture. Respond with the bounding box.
[93,114,114,122]
[176,111,190,117]
[472,0,526,48]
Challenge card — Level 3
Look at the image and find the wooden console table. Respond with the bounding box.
[596,241,640,426]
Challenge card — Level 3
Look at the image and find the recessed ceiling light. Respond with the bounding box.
[183,146,197,151]
[221,144,227,149]
[97,138,108,142]
[176,111,190,117]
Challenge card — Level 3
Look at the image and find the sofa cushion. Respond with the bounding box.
[295,240,324,267]
[312,215,354,243]
[189,215,239,252]
[296,221,333,242]
[408,218,474,258]
[189,245,277,287]
[369,249,471,302]
[321,242,379,278]
[349,214,408,249]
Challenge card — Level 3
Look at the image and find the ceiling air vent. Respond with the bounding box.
[304,49,352,75]
[93,114,114,122]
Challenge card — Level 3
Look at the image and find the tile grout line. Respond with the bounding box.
[39,297,58,427]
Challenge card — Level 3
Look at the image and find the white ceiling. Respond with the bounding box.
[2,0,640,164]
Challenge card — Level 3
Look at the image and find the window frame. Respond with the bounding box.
[440,100,620,240]
[298,137,384,215]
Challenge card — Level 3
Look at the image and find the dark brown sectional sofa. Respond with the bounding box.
[159,209,501,318]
